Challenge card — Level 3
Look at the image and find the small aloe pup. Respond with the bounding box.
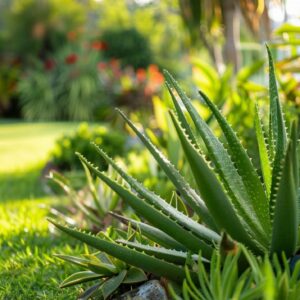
[49,47,300,286]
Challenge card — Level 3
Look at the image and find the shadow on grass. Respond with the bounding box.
[0,167,46,202]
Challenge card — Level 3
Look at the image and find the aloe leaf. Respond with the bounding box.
[169,111,263,252]
[267,45,289,222]
[164,70,268,248]
[48,219,194,282]
[198,90,270,234]
[109,212,186,251]
[77,154,213,258]
[55,254,117,275]
[123,267,147,284]
[116,108,216,229]
[165,81,197,145]
[60,271,103,288]
[270,140,298,256]
[266,45,287,158]
[116,240,204,265]
[99,270,127,300]
[254,103,272,198]
[93,144,220,244]
[78,283,101,300]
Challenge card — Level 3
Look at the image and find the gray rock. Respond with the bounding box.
[116,280,168,300]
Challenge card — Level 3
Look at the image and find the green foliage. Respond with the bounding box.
[96,0,185,72]
[53,230,147,299]
[2,0,85,59]
[50,48,300,293]
[101,28,153,69]
[170,246,300,300]
[18,44,105,121]
[50,123,127,171]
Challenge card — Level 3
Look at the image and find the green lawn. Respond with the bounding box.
[0,122,86,299]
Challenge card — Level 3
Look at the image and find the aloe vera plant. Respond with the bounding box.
[49,47,300,287]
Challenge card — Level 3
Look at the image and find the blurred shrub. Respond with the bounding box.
[101,28,153,69]
[0,58,20,114]
[99,62,164,109]
[18,43,107,121]
[50,123,127,171]
[3,0,85,60]
[96,0,185,73]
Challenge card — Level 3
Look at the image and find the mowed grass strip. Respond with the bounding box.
[0,122,86,299]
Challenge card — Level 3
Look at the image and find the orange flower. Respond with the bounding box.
[91,41,108,51]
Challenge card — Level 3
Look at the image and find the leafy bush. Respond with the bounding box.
[18,44,106,121]
[49,48,300,296]
[3,0,85,60]
[50,123,127,171]
[101,28,153,70]
[170,246,300,300]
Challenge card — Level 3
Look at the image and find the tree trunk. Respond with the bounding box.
[220,0,240,73]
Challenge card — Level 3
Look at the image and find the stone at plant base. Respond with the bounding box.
[117,280,168,300]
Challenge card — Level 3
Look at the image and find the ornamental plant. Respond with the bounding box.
[49,47,300,287]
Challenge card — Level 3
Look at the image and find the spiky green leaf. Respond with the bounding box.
[77,154,213,258]
[48,219,194,282]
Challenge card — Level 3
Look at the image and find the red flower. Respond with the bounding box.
[44,59,55,71]
[65,53,78,65]
[136,68,147,82]
[91,41,108,51]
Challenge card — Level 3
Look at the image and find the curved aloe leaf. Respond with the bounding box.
[267,46,289,222]
[77,154,214,258]
[48,218,195,282]
[93,144,220,244]
[164,70,268,248]
[116,239,204,265]
[109,212,186,251]
[198,90,270,235]
[270,140,298,256]
[60,271,103,288]
[169,111,264,253]
[98,270,127,300]
[254,103,272,198]
[165,81,197,145]
[116,108,217,230]
[55,254,117,275]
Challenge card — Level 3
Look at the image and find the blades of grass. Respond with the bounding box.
[77,154,213,258]
[48,219,194,282]
[198,90,270,234]
[170,111,265,252]
[109,212,186,251]
[164,70,268,248]
[271,140,298,256]
[183,268,202,299]
[254,103,272,198]
[93,144,220,244]
[116,108,216,229]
